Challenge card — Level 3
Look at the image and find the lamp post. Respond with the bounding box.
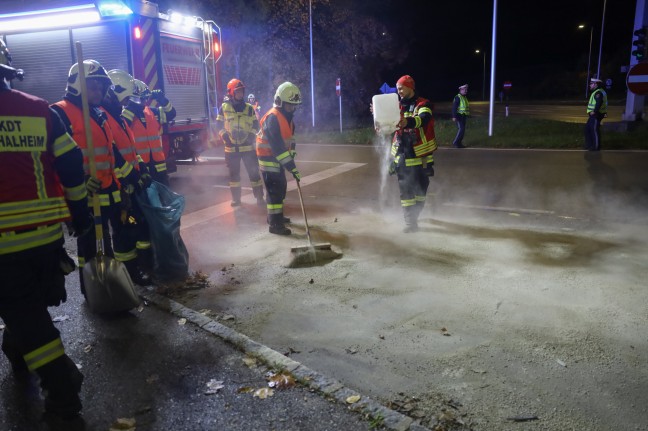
[578,24,594,99]
[475,49,486,101]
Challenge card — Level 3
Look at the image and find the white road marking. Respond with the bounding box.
[443,202,555,215]
[181,162,365,230]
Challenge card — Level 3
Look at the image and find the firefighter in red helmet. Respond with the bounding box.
[387,75,437,232]
[216,78,265,207]
[1,38,91,429]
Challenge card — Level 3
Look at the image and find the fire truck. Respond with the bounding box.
[0,0,223,171]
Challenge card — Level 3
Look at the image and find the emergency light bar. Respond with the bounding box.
[0,1,132,33]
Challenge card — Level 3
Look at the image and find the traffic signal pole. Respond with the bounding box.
[623,0,647,121]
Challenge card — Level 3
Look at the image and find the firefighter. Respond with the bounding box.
[0,39,90,429]
[388,75,437,233]
[122,79,176,186]
[51,60,142,292]
[584,78,607,151]
[101,69,153,283]
[256,82,302,235]
[451,84,469,148]
[216,79,265,207]
[248,93,262,121]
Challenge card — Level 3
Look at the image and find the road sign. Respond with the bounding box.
[626,62,648,95]
[379,82,396,94]
[336,78,341,96]
[503,81,512,91]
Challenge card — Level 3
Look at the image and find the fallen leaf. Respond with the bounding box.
[198,309,213,316]
[237,386,254,393]
[52,315,70,322]
[253,388,274,399]
[221,314,235,321]
[205,379,225,395]
[242,356,258,368]
[178,318,187,325]
[345,348,358,355]
[83,345,93,353]
[268,372,295,389]
[109,417,136,430]
[346,394,361,404]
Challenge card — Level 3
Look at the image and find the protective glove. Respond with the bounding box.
[138,172,153,190]
[221,133,232,146]
[388,160,397,176]
[86,176,101,195]
[119,188,132,223]
[289,142,297,158]
[150,89,169,105]
[65,211,93,238]
[291,168,301,182]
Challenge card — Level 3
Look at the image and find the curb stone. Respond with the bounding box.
[139,289,432,431]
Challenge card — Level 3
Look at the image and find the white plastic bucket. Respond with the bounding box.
[372,93,400,134]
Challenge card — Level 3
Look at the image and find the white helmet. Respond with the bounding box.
[247,93,255,101]
[133,79,151,97]
[273,82,301,107]
[0,39,12,67]
[66,59,111,96]
[107,69,135,103]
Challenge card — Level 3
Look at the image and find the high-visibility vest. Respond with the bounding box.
[587,88,608,114]
[0,90,73,253]
[103,108,138,170]
[129,106,165,164]
[52,100,116,189]
[256,108,295,173]
[392,96,437,159]
[218,102,256,149]
[457,94,470,115]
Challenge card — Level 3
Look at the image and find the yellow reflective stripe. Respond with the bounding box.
[415,195,426,203]
[24,338,65,371]
[136,241,151,250]
[413,139,437,157]
[0,223,63,255]
[78,256,86,267]
[122,109,135,121]
[229,181,241,187]
[417,106,432,115]
[154,162,167,172]
[401,198,416,207]
[52,132,77,157]
[267,203,283,214]
[413,116,422,128]
[64,182,87,202]
[31,152,47,200]
[276,150,291,161]
[0,201,69,231]
[114,248,137,262]
[224,145,254,152]
[119,161,134,178]
[404,154,434,167]
[250,179,263,187]
[90,191,120,207]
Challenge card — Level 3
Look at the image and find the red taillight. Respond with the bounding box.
[133,26,142,39]
[213,41,220,53]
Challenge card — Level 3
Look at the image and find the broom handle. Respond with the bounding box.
[75,42,104,252]
[295,180,313,247]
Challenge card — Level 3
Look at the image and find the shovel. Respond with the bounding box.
[76,41,140,313]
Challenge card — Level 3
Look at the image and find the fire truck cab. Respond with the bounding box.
[0,0,223,171]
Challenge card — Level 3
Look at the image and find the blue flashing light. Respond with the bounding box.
[97,1,133,17]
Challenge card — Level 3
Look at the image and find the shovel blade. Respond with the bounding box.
[82,255,141,313]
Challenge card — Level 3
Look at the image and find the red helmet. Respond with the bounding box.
[227,78,245,97]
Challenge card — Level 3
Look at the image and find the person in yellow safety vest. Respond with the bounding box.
[51,60,142,296]
[0,40,92,429]
[584,77,607,152]
[248,93,262,122]
[101,69,154,285]
[216,79,265,207]
[451,84,469,148]
[122,79,176,186]
[256,82,302,235]
[386,75,437,233]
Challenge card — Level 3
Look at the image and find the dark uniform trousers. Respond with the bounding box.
[226,145,264,203]
[397,164,430,226]
[584,114,603,151]
[262,170,287,226]
[0,243,83,417]
[453,114,467,147]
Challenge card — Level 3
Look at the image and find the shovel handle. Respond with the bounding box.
[75,42,104,250]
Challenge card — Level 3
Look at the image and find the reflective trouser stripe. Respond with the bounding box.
[24,338,65,371]
[401,198,416,207]
[136,241,151,250]
[267,203,283,214]
[154,162,167,173]
[114,248,137,262]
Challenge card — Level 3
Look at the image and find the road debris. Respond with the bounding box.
[253,388,274,399]
[556,359,567,367]
[346,394,361,404]
[52,315,70,322]
[267,372,296,389]
[507,414,539,422]
[204,379,225,395]
[109,417,136,430]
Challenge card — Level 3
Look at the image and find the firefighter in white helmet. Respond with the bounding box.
[248,93,261,121]
[256,82,302,235]
[122,79,176,186]
[1,38,91,429]
[101,69,153,285]
[51,60,142,295]
[216,78,264,207]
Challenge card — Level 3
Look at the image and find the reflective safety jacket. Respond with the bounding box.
[391,95,437,162]
[102,107,139,177]
[216,101,258,152]
[1,89,87,255]
[256,108,297,173]
[52,98,122,207]
[124,105,166,172]
[454,94,470,115]
[587,88,608,115]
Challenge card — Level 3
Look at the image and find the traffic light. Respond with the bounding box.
[632,27,648,61]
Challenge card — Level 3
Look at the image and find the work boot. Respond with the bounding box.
[124,260,152,286]
[269,224,291,235]
[230,186,241,207]
[283,216,291,223]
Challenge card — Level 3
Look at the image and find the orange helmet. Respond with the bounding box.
[227,78,245,97]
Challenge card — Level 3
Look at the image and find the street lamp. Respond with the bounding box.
[578,24,594,99]
[475,49,486,101]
